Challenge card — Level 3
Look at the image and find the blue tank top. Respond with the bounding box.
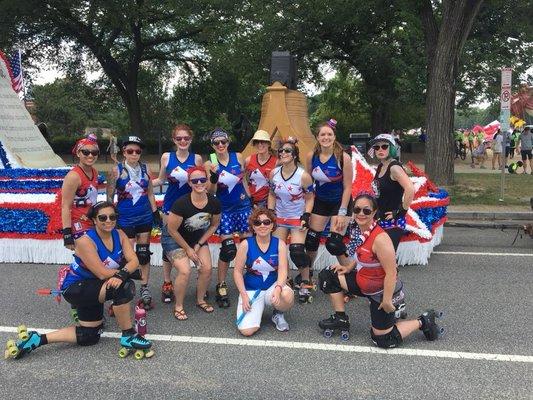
[164,152,197,213]
[311,154,343,202]
[243,236,279,291]
[62,229,123,288]
[215,152,251,212]
[116,162,152,227]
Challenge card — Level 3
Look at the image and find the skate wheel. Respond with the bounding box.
[6,339,16,349]
[323,329,333,339]
[134,350,144,360]
[144,349,155,358]
[307,296,313,304]
[118,348,129,358]
[400,311,408,319]
[340,331,350,341]
[436,311,444,318]
[7,342,18,357]
[438,327,445,337]
[17,326,29,341]
[4,349,10,359]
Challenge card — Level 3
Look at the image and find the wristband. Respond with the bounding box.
[62,227,74,246]
[114,268,130,281]
[209,171,219,184]
[300,212,311,228]
[337,207,348,216]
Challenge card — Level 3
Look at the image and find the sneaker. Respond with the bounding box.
[272,312,290,332]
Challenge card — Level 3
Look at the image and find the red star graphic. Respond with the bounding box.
[290,193,304,202]
[255,259,261,264]
[220,171,226,176]
[287,185,293,191]
[277,184,282,189]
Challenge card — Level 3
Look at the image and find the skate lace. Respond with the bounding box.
[133,334,149,345]
[140,286,152,300]
[162,282,173,292]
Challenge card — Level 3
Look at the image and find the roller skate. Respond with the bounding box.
[161,281,175,304]
[70,307,79,323]
[118,333,154,360]
[418,309,445,341]
[215,281,230,308]
[319,314,350,341]
[137,284,154,310]
[4,327,43,359]
[395,302,408,320]
[298,280,314,303]
[293,273,316,290]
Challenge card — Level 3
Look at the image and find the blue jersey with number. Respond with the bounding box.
[311,154,343,202]
[243,236,279,291]
[214,152,251,212]
[164,152,197,213]
[116,162,152,227]
[62,229,123,288]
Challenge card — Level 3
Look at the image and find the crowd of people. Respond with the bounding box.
[6,120,445,361]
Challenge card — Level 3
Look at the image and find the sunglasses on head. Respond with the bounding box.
[80,149,99,157]
[353,207,373,216]
[278,148,293,154]
[190,177,207,184]
[125,149,142,155]
[253,219,272,227]
[212,140,228,146]
[96,214,117,222]
[372,144,389,151]
[174,136,191,142]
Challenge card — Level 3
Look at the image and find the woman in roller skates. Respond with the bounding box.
[161,167,221,320]
[304,119,353,289]
[317,194,444,346]
[205,128,252,308]
[267,137,314,303]
[5,202,153,360]
[244,129,277,208]
[234,208,294,335]
[107,136,160,310]
[369,133,414,250]
[152,124,203,305]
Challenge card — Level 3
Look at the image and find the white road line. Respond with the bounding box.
[433,251,533,257]
[1,325,531,364]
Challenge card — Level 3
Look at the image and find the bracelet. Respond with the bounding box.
[338,207,348,216]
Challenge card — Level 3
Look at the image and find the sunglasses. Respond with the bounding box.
[190,177,207,184]
[253,219,272,227]
[125,149,142,155]
[212,140,228,146]
[353,207,373,216]
[372,144,390,151]
[96,214,117,222]
[174,136,191,142]
[80,149,99,157]
[278,148,293,154]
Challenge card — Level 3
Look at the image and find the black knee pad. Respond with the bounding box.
[304,229,320,252]
[325,232,347,256]
[219,238,237,262]
[76,324,103,346]
[318,266,343,294]
[136,243,152,265]
[106,279,135,306]
[289,244,310,269]
[371,325,403,349]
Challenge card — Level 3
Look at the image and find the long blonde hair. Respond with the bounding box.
[313,121,345,167]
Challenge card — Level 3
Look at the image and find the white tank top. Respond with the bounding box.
[271,166,305,219]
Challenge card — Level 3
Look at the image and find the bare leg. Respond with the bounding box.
[171,253,192,312]
[196,246,212,304]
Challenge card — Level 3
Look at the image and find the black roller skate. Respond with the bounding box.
[319,314,350,341]
[298,280,315,303]
[215,281,230,308]
[395,302,407,320]
[4,327,43,360]
[418,309,445,341]
[118,333,154,360]
[161,281,175,304]
[138,284,154,310]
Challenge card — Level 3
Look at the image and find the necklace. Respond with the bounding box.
[124,162,142,182]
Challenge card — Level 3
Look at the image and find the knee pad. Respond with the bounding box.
[371,325,403,349]
[219,238,237,262]
[318,266,343,294]
[136,243,152,265]
[289,244,310,269]
[106,279,135,306]
[304,229,320,252]
[76,324,103,346]
[325,232,347,256]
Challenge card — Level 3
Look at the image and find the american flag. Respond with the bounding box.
[8,50,23,94]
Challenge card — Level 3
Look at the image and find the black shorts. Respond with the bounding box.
[312,196,353,217]
[62,279,105,322]
[344,271,396,330]
[521,150,532,160]
[119,223,152,239]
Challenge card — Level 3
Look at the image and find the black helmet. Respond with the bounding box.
[121,135,145,148]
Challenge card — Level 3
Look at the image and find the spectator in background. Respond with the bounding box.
[106,133,119,163]
[518,126,532,174]
[491,129,503,170]
[472,140,488,169]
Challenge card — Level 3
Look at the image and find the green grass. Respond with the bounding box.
[445,173,532,205]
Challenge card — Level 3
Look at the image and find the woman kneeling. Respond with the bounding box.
[234,208,294,336]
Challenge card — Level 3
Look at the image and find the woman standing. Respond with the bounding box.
[304,119,353,271]
[368,134,414,251]
[244,130,277,208]
[233,208,294,335]
[161,167,221,320]
[107,136,160,309]
[205,128,252,308]
[5,202,153,359]
[318,194,444,346]
[152,124,203,304]
[267,138,314,303]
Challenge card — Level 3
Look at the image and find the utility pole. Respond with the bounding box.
[499,68,512,202]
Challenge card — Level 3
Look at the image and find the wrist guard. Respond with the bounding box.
[300,212,311,228]
[114,268,130,281]
[209,171,219,184]
[62,228,74,246]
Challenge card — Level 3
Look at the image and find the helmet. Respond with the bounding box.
[368,134,397,158]
[121,135,145,148]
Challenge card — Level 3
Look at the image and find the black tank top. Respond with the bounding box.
[374,160,404,218]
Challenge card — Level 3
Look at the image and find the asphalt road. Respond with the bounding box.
[1,226,532,400]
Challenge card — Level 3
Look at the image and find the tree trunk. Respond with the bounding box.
[125,83,144,137]
[370,104,388,135]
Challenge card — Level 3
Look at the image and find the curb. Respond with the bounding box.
[444,220,528,229]
[447,211,533,221]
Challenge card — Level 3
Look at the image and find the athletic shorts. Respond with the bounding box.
[276,217,301,229]
[119,223,152,239]
[216,209,251,236]
[236,284,292,330]
[521,150,532,160]
[160,224,207,263]
[312,196,353,217]
[62,279,106,322]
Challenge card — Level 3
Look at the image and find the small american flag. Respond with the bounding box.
[8,49,23,94]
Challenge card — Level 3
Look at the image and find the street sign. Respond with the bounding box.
[499,68,512,202]
[501,88,511,110]
[501,68,512,88]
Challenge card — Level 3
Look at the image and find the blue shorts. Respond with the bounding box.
[217,209,251,236]
[160,224,181,257]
